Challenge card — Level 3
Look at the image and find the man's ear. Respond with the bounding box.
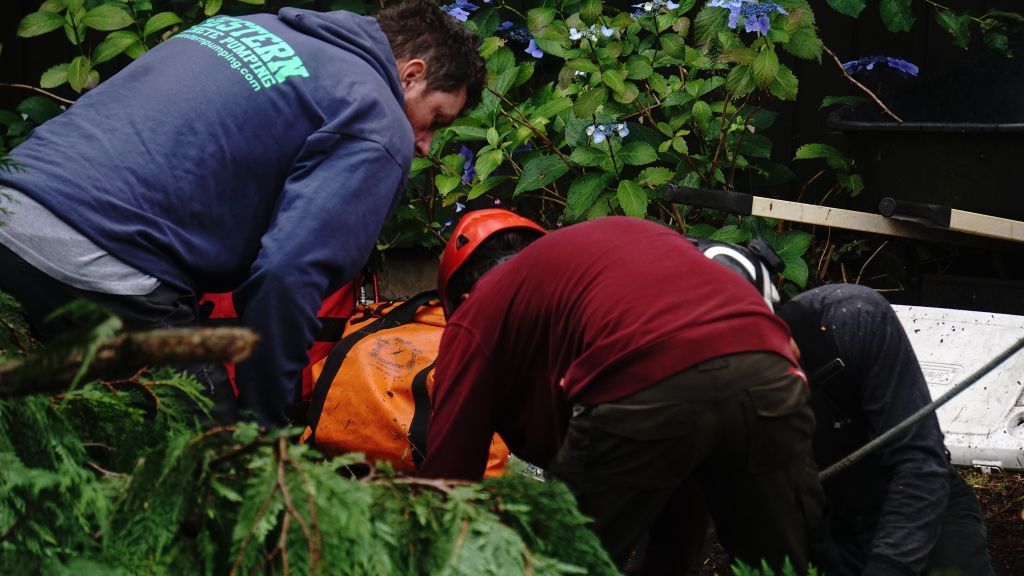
[397,58,427,91]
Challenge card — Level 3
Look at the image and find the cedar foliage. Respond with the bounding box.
[0,299,620,575]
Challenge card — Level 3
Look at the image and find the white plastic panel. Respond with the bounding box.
[894,305,1024,471]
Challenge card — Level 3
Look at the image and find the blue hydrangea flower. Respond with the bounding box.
[455,201,466,213]
[494,198,502,205]
[569,24,614,43]
[525,39,544,58]
[842,55,919,77]
[496,22,543,58]
[458,145,475,184]
[708,1,786,35]
[586,122,629,144]
[442,0,479,22]
[632,0,680,15]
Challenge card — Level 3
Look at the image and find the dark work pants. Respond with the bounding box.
[549,352,825,573]
[834,467,995,576]
[0,242,237,421]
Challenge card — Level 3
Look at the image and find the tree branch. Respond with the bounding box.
[823,44,903,123]
[0,327,259,396]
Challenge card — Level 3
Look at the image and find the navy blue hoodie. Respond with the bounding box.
[0,9,413,425]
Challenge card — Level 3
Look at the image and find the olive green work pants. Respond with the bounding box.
[549,352,825,573]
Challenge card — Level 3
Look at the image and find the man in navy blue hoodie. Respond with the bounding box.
[0,0,485,427]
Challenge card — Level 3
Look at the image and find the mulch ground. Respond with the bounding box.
[695,468,1024,575]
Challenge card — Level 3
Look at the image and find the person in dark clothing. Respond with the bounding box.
[778,284,994,576]
[0,0,485,427]
[418,210,825,573]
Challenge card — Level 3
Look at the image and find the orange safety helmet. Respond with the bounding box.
[437,208,546,316]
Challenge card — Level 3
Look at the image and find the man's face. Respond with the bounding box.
[398,59,467,156]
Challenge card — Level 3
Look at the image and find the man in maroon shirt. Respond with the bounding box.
[418,210,824,572]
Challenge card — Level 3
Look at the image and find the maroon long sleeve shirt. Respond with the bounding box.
[418,217,797,480]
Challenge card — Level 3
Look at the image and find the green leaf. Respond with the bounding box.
[527,7,557,31]
[624,55,653,80]
[17,11,65,37]
[533,94,572,120]
[490,66,519,96]
[92,30,138,64]
[691,100,713,127]
[612,81,639,104]
[837,171,864,196]
[580,0,603,24]
[659,33,688,60]
[768,64,798,101]
[448,126,489,141]
[82,4,133,31]
[709,224,751,244]
[617,142,657,167]
[514,154,568,196]
[410,156,433,173]
[601,68,626,94]
[468,175,509,200]
[819,95,865,110]
[935,8,970,49]
[879,0,914,33]
[17,95,64,124]
[752,49,780,88]
[694,6,728,47]
[826,0,866,18]
[573,86,607,117]
[475,149,504,181]
[783,27,823,60]
[39,0,65,13]
[40,63,69,89]
[204,0,223,16]
[616,180,648,218]
[637,167,674,187]
[570,146,609,167]
[487,46,515,76]
[740,133,772,159]
[983,31,1010,56]
[124,41,146,59]
[235,0,265,4]
[725,64,755,98]
[565,59,600,74]
[794,143,849,171]
[435,173,460,198]
[566,172,613,219]
[773,230,812,288]
[67,55,92,92]
[143,12,182,38]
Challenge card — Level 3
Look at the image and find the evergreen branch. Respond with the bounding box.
[0,327,259,397]
[86,460,126,477]
[0,315,39,355]
[100,368,162,410]
[230,463,282,576]
[447,518,472,567]
[0,510,27,543]
[287,447,323,570]
[387,477,475,494]
[274,438,318,573]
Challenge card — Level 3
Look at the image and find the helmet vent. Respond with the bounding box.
[456,234,471,249]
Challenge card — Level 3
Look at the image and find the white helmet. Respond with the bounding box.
[694,237,783,311]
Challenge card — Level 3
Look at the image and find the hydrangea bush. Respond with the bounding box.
[6,0,1023,292]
